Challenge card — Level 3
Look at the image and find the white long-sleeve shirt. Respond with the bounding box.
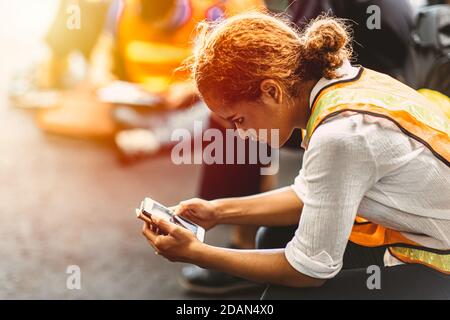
[285,63,450,279]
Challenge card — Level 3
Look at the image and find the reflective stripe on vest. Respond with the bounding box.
[306,68,450,166]
[389,247,450,274]
[306,68,450,274]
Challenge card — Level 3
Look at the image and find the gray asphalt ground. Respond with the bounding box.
[0,0,302,299]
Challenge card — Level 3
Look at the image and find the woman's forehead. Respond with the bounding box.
[203,92,234,115]
[202,91,261,118]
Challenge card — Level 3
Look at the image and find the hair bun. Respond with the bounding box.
[298,16,352,80]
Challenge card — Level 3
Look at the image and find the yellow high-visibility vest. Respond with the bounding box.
[306,67,450,274]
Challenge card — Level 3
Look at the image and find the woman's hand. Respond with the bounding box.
[172,198,219,230]
[140,214,201,264]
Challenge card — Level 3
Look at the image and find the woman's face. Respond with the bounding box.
[201,81,297,148]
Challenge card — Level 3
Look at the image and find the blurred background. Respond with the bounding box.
[0,0,303,299]
[0,0,200,300]
[0,0,448,299]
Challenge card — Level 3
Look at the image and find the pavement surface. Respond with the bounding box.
[0,0,303,299]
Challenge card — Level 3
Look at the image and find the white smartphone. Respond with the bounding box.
[136,198,205,242]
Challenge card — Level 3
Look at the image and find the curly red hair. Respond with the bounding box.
[188,11,352,103]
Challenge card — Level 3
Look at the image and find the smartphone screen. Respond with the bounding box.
[148,201,199,235]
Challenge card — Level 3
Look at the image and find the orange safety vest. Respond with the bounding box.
[305,67,450,274]
[117,0,263,93]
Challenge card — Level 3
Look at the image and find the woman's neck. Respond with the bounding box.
[293,79,318,129]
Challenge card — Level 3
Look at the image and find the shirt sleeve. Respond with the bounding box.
[286,115,379,279]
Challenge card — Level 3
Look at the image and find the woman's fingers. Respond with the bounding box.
[172,205,185,216]
[142,222,163,254]
[174,199,198,214]
[142,221,158,242]
[137,213,164,234]
[140,215,198,263]
[154,216,191,240]
[151,216,177,235]
[137,212,153,224]
[174,205,197,222]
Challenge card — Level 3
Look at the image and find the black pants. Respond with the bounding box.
[256,226,450,300]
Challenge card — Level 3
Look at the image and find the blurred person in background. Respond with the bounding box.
[90,0,262,102]
[288,0,414,80]
[405,1,450,95]
[42,0,111,89]
[9,0,111,109]
[25,0,262,141]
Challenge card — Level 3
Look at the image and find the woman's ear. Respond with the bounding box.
[260,79,283,105]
